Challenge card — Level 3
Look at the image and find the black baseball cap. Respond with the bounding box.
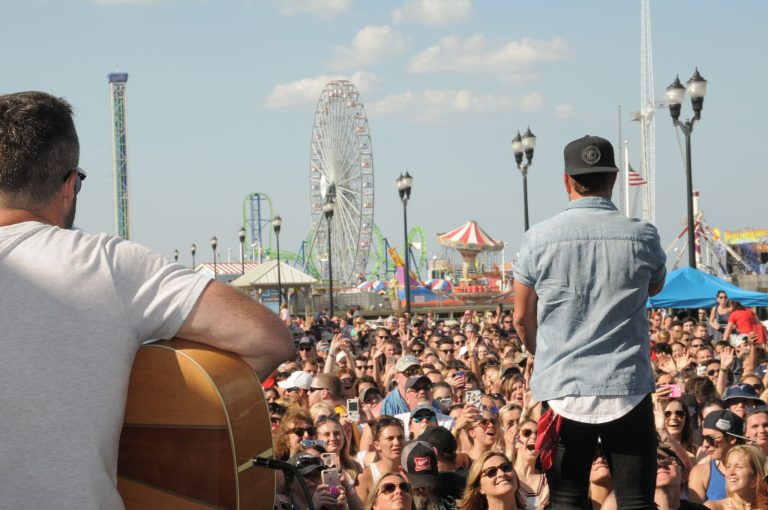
[564,135,619,176]
[401,441,440,489]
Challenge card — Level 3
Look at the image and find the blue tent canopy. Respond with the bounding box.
[648,267,768,309]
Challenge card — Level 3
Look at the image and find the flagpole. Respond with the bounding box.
[624,140,630,217]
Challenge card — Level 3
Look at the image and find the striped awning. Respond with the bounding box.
[436,220,503,252]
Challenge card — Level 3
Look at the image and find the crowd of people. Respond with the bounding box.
[264,294,768,510]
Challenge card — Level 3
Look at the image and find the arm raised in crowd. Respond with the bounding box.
[176,281,293,380]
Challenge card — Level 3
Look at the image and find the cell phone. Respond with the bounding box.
[386,356,396,367]
[321,453,339,469]
[464,389,482,408]
[321,467,341,488]
[667,384,682,398]
[347,398,360,422]
[696,364,707,377]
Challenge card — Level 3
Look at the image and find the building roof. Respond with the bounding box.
[230,260,317,288]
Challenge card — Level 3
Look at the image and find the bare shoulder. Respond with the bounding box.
[704,499,725,510]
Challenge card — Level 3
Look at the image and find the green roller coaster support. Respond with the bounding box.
[367,224,427,280]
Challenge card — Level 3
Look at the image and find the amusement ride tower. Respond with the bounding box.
[109,72,130,239]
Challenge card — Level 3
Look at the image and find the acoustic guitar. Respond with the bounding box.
[117,338,275,509]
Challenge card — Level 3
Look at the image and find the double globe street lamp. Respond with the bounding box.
[511,128,537,231]
[272,215,283,308]
[396,172,414,315]
[666,68,707,269]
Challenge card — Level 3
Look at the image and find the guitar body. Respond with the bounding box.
[117,339,275,509]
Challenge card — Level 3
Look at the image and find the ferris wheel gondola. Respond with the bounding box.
[307,80,374,287]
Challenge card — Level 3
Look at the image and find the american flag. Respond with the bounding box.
[628,167,647,186]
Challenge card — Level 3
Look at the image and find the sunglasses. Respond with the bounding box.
[707,369,720,376]
[482,462,513,478]
[412,414,437,424]
[340,378,354,385]
[519,428,536,438]
[402,367,422,377]
[64,167,87,195]
[440,349,455,354]
[379,482,411,495]
[357,364,374,370]
[411,349,424,355]
[315,415,341,426]
[664,410,685,418]
[702,434,724,445]
[291,426,317,437]
[454,341,466,346]
[292,453,324,471]
[656,454,679,468]
[298,346,313,351]
[308,387,326,393]
[474,418,498,429]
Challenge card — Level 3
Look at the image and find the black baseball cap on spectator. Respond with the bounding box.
[418,426,457,455]
[702,409,748,440]
[564,135,619,176]
[287,453,324,476]
[298,335,315,346]
[401,440,440,489]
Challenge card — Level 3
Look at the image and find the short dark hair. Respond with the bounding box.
[0,91,79,208]
[568,172,616,194]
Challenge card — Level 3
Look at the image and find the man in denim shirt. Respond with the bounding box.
[513,135,666,510]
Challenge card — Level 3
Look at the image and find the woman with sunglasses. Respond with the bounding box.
[704,445,766,510]
[364,472,413,510]
[356,416,405,503]
[512,419,549,510]
[656,398,696,474]
[461,410,501,462]
[274,408,316,461]
[709,291,732,342]
[458,451,527,510]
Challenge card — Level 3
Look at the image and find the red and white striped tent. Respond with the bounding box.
[436,220,504,255]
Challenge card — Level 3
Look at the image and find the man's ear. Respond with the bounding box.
[563,173,572,194]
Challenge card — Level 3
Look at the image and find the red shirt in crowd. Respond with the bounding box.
[728,308,767,343]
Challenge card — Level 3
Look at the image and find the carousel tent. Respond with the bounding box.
[648,267,768,308]
[231,260,317,316]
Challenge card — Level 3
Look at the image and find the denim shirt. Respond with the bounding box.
[514,197,666,401]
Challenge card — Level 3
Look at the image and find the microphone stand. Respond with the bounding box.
[252,457,315,510]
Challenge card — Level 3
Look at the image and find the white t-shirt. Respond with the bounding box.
[0,222,210,509]
[547,395,645,424]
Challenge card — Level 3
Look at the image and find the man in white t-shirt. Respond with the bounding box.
[0,91,293,509]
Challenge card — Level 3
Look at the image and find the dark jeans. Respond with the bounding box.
[546,394,656,510]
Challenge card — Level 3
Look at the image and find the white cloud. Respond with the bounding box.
[264,71,378,109]
[367,89,544,120]
[409,35,568,82]
[329,26,409,69]
[269,0,353,18]
[554,104,574,119]
[392,0,471,25]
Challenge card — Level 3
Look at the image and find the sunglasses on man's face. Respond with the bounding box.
[440,349,455,355]
[357,364,374,370]
[412,414,437,424]
[379,481,411,495]
[411,349,424,355]
[702,434,724,446]
[482,462,512,478]
[298,346,313,351]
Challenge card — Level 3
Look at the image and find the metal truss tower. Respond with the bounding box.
[638,0,656,224]
[109,72,130,239]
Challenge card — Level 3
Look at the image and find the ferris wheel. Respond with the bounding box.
[308,80,374,287]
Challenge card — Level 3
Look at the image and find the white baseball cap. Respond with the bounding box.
[277,370,313,390]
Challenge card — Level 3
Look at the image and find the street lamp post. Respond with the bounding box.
[666,68,707,269]
[323,199,336,318]
[396,172,414,314]
[238,227,246,275]
[173,249,179,263]
[272,215,283,309]
[211,236,218,278]
[511,128,537,231]
[190,243,196,270]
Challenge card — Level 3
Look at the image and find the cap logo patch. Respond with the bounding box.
[716,418,731,431]
[582,146,601,165]
[414,456,432,472]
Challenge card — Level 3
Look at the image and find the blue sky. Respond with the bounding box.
[3,0,766,273]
